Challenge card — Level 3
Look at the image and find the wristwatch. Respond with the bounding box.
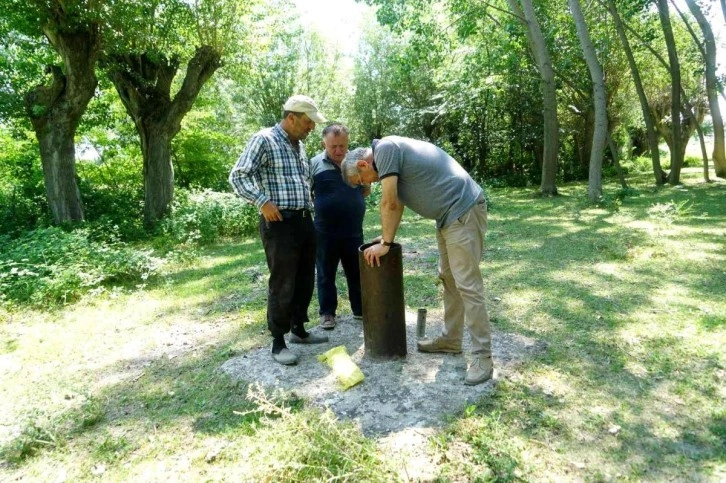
[381,240,393,246]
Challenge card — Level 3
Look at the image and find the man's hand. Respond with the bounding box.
[364,243,390,267]
[260,201,283,222]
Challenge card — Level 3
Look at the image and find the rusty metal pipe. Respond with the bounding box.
[358,242,407,359]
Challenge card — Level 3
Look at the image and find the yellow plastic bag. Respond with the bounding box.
[317,345,365,390]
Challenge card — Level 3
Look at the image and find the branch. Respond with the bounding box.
[669,0,706,58]
[170,45,222,121]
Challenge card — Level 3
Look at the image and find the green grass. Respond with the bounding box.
[1,169,724,481]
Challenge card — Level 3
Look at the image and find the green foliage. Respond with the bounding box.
[172,122,237,192]
[682,155,702,168]
[159,189,259,247]
[0,7,56,124]
[625,155,655,173]
[0,227,161,308]
[77,157,146,241]
[0,129,50,236]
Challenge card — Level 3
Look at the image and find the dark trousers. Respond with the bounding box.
[259,213,316,338]
[316,232,364,317]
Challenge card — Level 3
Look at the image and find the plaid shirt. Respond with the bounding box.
[229,124,313,211]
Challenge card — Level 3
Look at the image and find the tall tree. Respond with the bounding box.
[605,0,666,184]
[104,0,249,227]
[656,0,684,185]
[9,0,101,224]
[683,0,725,178]
[505,0,559,196]
[351,22,406,142]
[568,0,607,202]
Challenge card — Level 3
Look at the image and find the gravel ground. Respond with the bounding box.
[221,310,543,481]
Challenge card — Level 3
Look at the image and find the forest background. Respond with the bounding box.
[0,0,724,252]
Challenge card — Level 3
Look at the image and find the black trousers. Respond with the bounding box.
[259,211,316,338]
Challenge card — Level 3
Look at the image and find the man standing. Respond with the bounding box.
[229,95,329,366]
[341,137,493,385]
[311,123,370,330]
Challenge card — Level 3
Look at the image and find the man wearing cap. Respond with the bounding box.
[341,136,494,385]
[310,123,369,330]
[229,94,330,365]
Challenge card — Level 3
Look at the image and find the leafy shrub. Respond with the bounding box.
[628,155,653,173]
[0,227,162,307]
[683,155,702,168]
[0,131,50,237]
[173,129,238,192]
[159,189,259,247]
[77,157,146,241]
[365,182,382,209]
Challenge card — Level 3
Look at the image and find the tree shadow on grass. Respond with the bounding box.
[3,179,723,480]
[464,181,726,478]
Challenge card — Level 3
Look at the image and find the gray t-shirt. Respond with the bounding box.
[374,136,483,229]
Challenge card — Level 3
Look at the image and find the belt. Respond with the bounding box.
[279,209,311,219]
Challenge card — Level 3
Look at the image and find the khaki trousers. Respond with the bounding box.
[435,200,492,355]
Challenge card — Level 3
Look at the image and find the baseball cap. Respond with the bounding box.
[283,95,327,123]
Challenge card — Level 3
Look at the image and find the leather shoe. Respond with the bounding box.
[272,348,298,365]
[289,332,329,344]
[465,355,493,385]
[417,337,462,354]
[320,314,336,330]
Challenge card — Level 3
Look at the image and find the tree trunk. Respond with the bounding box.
[140,125,175,226]
[685,0,725,178]
[606,0,665,184]
[656,0,684,185]
[608,134,628,188]
[506,0,559,195]
[694,120,711,182]
[24,22,100,224]
[107,46,222,227]
[35,117,84,223]
[570,0,607,202]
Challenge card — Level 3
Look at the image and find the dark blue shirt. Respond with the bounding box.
[311,152,366,238]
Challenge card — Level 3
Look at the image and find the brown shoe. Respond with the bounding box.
[465,355,493,385]
[320,314,336,330]
[416,337,462,354]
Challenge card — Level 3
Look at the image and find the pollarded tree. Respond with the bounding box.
[4,0,102,224]
[103,0,254,227]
